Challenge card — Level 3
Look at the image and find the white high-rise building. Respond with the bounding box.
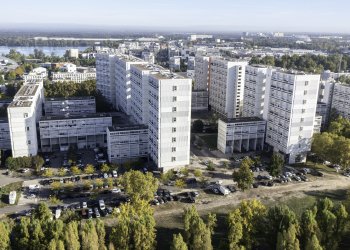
[331,82,350,119]
[130,64,170,125]
[7,80,44,157]
[96,53,117,106]
[114,54,147,115]
[243,65,272,119]
[265,70,320,164]
[194,55,211,91]
[209,58,248,118]
[147,72,192,171]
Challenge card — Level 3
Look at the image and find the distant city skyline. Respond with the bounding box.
[1,0,349,33]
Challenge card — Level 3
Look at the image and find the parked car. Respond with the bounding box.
[99,200,105,210]
[82,202,88,209]
[94,208,100,218]
[111,188,121,193]
[112,170,118,178]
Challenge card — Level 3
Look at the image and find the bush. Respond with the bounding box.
[100,164,110,173]
[175,179,186,188]
[42,169,54,177]
[70,166,81,175]
[84,164,95,174]
[193,169,203,177]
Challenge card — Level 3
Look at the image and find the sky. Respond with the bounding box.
[1,0,349,33]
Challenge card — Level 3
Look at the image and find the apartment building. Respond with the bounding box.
[39,114,112,152]
[130,64,170,124]
[44,96,96,116]
[209,58,248,118]
[107,124,148,163]
[96,53,117,106]
[169,56,181,71]
[317,80,335,128]
[331,82,350,119]
[191,90,209,111]
[7,81,44,157]
[147,72,192,171]
[114,54,147,115]
[0,119,11,150]
[265,70,320,164]
[52,71,96,83]
[243,65,271,119]
[217,117,266,154]
[194,55,210,91]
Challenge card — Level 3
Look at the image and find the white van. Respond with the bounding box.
[99,200,105,210]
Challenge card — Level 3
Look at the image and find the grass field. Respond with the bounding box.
[0,181,23,208]
[155,188,350,250]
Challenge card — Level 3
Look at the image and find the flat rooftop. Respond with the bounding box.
[150,71,189,80]
[221,116,266,124]
[46,96,95,102]
[132,63,167,72]
[15,84,39,97]
[40,113,112,121]
[108,124,148,132]
[8,98,33,108]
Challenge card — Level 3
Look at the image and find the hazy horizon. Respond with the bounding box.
[1,0,350,34]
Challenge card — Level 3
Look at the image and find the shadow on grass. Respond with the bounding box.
[303,189,348,202]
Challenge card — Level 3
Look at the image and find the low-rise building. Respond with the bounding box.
[39,113,112,152]
[52,71,96,83]
[23,67,48,82]
[107,124,148,163]
[44,96,96,116]
[217,117,266,154]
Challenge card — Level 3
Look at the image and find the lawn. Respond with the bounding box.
[198,134,218,149]
[292,160,338,174]
[0,181,23,208]
[155,188,350,250]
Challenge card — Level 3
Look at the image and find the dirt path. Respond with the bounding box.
[154,173,350,219]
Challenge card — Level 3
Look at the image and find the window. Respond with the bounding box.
[300,118,304,122]
[28,140,31,145]
[172,147,176,152]
[172,107,177,112]
[171,157,176,162]
[23,113,28,118]
[305,81,309,86]
[172,86,177,91]
[299,127,303,131]
[172,127,176,133]
[302,109,305,113]
[172,117,177,122]
[172,137,176,142]
[26,127,30,131]
[172,96,177,102]
[303,100,307,104]
[304,90,308,95]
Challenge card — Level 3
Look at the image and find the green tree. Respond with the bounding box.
[0,221,11,250]
[120,170,158,202]
[175,179,186,188]
[276,224,300,250]
[32,155,45,173]
[227,210,244,250]
[48,239,65,250]
[100,163,110,173]
[96,219,107,250]
[233,157,254,191]
[11,217,31,249]
[184,206,215,250]
[42,168,54,177]
[305,234,323,250]
[171,233,188,250]
[301,209,320,248]
[267,153,284,177]
[57,168,66,177]
[84,164,95,174]
[33,203,53,221]
[64,221,80,250]
[70,166,81,175]
[110,200,156,250]
[81,220,99,250]
[193,169,203,177]
[262,205,299,248]
[192,120,204,133]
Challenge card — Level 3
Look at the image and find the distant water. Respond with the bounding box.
[0,46,89,57]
